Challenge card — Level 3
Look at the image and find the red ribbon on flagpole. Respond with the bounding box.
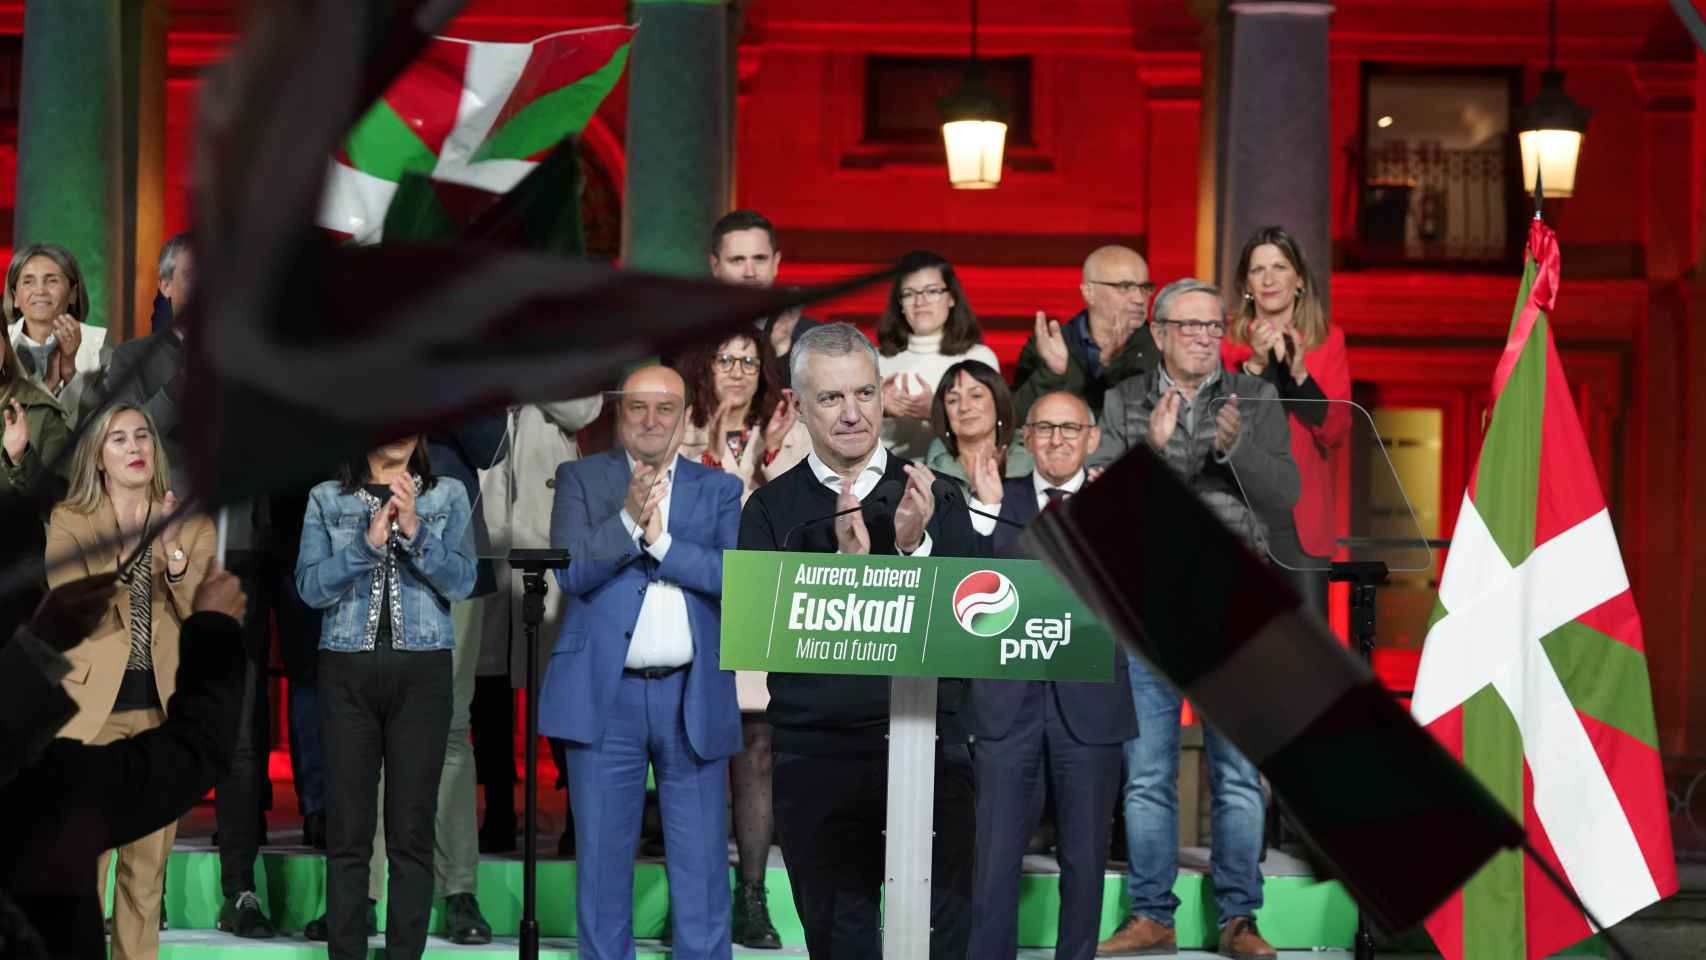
[1490,218,1561,399]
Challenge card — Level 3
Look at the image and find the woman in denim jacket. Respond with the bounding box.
[295,435,475,960]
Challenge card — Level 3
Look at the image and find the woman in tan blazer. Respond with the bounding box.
[44,401,213,960]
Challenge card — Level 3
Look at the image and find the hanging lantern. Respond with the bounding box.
[940,1,1008,189]
[1517,0,1590,198]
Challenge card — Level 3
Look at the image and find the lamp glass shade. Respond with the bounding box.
[1518,128,1582,198]
[942,119,1006,189]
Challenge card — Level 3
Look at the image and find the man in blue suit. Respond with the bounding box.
[963,390,1138,960]
[538,364,743,960]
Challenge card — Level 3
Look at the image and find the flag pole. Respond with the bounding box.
[1533,157,1545,221]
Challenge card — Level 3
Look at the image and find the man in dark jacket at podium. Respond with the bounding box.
[737,322,982,959]
[961,390,1137,960]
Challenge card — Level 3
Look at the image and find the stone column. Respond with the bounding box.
[1213,0,1334,311]
[121,0,168,340]
[15,0,125,336]
[621,0,734,276]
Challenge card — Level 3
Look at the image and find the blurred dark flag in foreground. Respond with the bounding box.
[1022,446,1525,933]
[175,0,891,508]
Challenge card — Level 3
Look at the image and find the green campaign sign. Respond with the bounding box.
[719,550,1113,682]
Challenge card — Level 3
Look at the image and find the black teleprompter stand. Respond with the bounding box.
[508,548,570,960]
[1329,559,1389,960]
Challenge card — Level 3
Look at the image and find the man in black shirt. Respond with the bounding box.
[737,322,981,959]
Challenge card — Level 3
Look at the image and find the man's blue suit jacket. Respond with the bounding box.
[537,449,744,762]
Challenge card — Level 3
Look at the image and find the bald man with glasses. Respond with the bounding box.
[1012,245,1162,427]
[961,390,1137,960]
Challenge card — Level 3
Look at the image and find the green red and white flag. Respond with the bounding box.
[1412,218,1677,959]
[318,24,634,244]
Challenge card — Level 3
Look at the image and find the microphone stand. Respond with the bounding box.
[1329,559,1388,960]
[507,548,570,960]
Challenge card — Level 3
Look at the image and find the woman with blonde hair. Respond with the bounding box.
[44,401,214,960]
[5,243,110,424]
[1221,225,1351,613]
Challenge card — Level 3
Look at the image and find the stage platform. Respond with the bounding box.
[145,835,1358,954]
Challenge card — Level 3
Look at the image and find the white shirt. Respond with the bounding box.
[805,444,932,556]
[966,468,1086,536]
[617,453,693,669]
[876,332,1002,460]
[7,318,109,423]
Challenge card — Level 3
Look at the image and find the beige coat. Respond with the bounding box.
[476,398,603,684]
[45,500,215,742]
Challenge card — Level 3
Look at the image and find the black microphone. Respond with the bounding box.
[780,479,905,550]
[931,476,1027,530]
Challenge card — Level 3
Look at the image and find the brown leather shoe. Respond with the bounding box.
[1096,914,1177,956]
[1218,916,1277,960]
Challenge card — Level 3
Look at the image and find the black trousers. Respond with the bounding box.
[969,684,1123,960]
[470,674,516,792]
[320,643,452,960]
[215,554,274,899]
[214,654,271,897]
[773,744,975,960]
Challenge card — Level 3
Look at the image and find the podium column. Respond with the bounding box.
[882,675,939,959]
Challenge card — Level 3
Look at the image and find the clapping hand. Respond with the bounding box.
[881,373,932,420]
[389,475,419,540]
[763,394,798,456]
[893,463,936,554]
[366,495,397,548]
[968,450,1003,506]
[1147,388,1183,452]
[1034,310,1070,376]
[833,488,869,555]
[626,465,668,545]
[1213,394,1243,453]
[51,314,80,360]
[2,398,28,462]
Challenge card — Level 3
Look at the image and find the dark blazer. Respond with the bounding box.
[537,450,743,762]
[963,474,1138,745]
[427,412,509,597]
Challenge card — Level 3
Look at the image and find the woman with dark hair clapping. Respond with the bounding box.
[925,358,1032,508]
[295,435,475,960]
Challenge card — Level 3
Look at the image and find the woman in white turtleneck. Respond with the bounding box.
[875,250,1000,459]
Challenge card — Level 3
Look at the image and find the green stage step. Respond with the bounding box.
[140,844,1357,952]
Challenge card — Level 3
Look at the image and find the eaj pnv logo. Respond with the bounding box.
[952,570,1020,637]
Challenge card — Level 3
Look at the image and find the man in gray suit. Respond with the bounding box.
[104,233,193,492]
[1089,278,1294,960]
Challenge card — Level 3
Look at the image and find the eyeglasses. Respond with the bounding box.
[898,286,949,305]
[1025,421,1089,440]
[1086,279,1156,297]
[714,354,761,374]
[1157,318,1226,338]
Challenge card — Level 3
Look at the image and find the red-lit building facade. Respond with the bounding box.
[1,0,1703,761]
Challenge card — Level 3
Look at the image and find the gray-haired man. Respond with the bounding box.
[1091,278,1296,960]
